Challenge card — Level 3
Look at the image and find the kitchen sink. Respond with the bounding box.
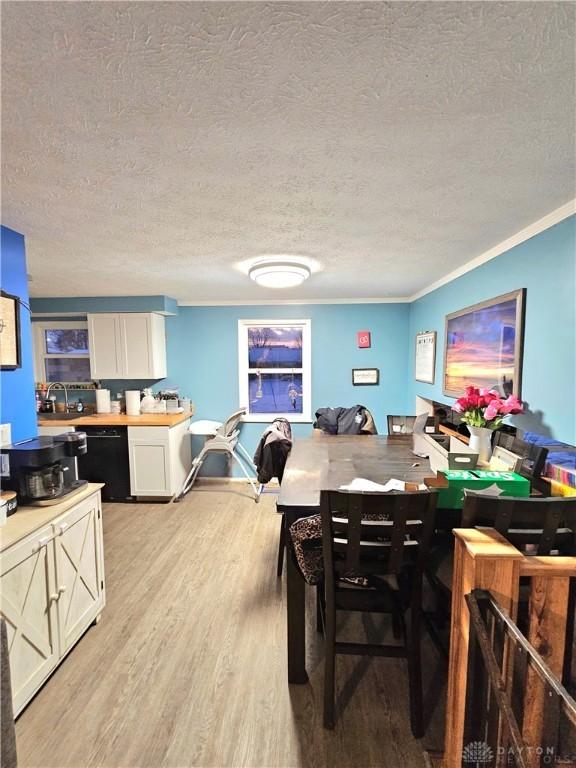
[38,413,83,421]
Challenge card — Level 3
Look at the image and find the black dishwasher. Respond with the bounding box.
[77,426,135,502]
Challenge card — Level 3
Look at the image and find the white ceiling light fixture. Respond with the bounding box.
[248,260,311,289]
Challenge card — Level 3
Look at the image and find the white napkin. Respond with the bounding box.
[340,477,406,493]
[472,483,504,497]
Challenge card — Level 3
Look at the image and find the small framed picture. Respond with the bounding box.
[352,368,379,386]
[0,291,21,370]
[415,331,436,384]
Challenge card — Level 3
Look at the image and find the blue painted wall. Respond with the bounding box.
[161,303,411,472]
[409,215,576,444]
[0,226,37,442]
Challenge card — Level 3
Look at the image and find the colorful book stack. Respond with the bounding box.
[545,452,576,497]
[522,431,576,497]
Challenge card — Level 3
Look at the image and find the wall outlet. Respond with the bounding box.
[0,424,12,448]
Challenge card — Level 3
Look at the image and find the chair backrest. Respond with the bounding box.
[492,431,548,480]
[217,408,246,438]
[320,490,438,581]
[461,491,576,555]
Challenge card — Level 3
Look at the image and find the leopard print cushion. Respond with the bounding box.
[289,515,325,585]
[289,512,398,588]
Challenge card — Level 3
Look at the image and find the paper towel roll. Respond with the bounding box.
[96,389,111,414]
[125,390,141,416]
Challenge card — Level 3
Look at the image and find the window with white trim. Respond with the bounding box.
[238,319,311,422]
[33,321,92,383]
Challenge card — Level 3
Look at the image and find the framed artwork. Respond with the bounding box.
[0,290,21,370]
[415,331,436,384]
[352,368,379,386]
[443,289,526,398]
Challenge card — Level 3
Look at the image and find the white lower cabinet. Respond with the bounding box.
[0,526,59,715]
[0,488,105,716]
[53,494,105,656]
[128,420,191,497]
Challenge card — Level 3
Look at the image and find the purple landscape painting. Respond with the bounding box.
[444,290,525,398]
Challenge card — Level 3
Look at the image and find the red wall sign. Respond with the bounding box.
[357,331,371,349]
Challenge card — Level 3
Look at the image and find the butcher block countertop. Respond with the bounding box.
[0,483,104,552]
[38,411,193,428]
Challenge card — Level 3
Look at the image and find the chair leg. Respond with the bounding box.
[277,516,285,577]
[174,450,206,501]
[229,450,260,498]
[391,594,404,640]
[316,583,325,634]
[406,597,424,738]
[323,599,336,729]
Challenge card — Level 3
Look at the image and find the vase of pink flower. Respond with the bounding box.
[453,386,524,464]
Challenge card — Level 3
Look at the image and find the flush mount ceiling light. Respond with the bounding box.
[248,260,311,289]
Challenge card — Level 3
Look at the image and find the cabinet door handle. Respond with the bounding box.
[34,536,53,552]
[49,586,67,602]
[59,523,69,535]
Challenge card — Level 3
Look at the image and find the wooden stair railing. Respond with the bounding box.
[443,528,576,768]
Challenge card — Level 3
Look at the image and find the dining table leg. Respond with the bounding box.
[285,511,308,684]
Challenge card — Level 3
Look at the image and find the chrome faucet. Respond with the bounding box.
[46,382,69,412]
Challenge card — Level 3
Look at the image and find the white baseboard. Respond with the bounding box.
[195,477,279,487]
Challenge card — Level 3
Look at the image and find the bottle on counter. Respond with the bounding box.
[76,398,84,413]
[140,388,156,413]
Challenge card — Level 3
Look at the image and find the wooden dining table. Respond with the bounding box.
[277,433,433,684]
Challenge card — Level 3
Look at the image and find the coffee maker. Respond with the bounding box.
[1,433,88,508]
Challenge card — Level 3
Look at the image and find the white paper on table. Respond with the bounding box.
[339,477,406,493]
[472,483,504,497]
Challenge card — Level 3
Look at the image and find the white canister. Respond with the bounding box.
[125,390,141,416]
[95,389,111,414]
[140,389,156,413]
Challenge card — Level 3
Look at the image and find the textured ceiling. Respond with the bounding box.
[2,2,575,302]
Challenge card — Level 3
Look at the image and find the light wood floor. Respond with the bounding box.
[15,485,446,768]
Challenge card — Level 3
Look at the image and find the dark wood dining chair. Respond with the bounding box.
[318,489,438,735]
[431,493,576,602]
[461,491,576,555]
[462,491,576,683]
[428,492,576,671]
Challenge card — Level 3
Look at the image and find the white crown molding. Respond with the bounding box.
[178,297,410,306]
[408,199,576,302]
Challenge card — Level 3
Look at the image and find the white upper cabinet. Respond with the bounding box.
[87,314,123,379]
[88,313,167,379]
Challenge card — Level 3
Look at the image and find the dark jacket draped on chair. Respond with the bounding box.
[253,418,292,484]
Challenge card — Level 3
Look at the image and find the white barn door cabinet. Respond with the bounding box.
[0,485,105,716]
